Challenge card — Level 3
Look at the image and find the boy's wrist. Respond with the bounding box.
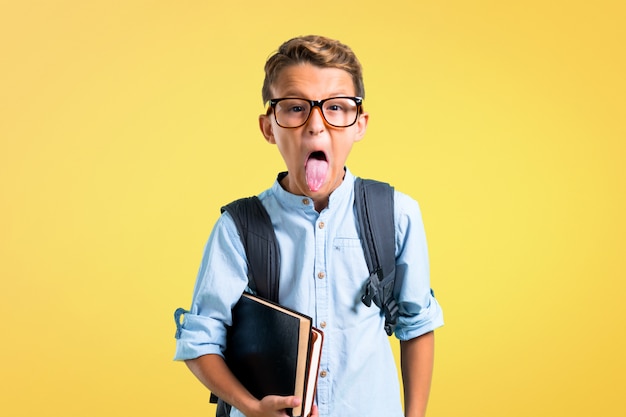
[405,407,426,417]
[237,397,263,417]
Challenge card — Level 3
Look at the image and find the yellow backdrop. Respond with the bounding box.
[1,1,624,416]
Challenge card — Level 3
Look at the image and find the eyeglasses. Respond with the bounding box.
[268,96,363,128]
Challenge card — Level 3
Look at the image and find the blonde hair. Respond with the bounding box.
[262,35,365,103]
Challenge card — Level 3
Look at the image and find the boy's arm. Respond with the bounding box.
[185,354,306,417]
[400,331,435,417]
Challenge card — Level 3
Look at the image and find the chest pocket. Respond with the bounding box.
[331,237,371,304]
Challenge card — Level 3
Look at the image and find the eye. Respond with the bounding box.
[277,99,309,114]
[324,99,353,113]
[289,105,306,113]
[327,104,343,112]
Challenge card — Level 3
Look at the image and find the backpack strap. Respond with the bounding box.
[211,197,280,411]
[354,178,399,336]
[220,196,281,303]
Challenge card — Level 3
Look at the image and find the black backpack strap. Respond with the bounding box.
[212,397,231,416]
[212,196,280,413]
[221,196,280,303]
[354,178,399,336]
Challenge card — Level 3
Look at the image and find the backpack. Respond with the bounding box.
[221,177,399,335]
[186,178,398,417]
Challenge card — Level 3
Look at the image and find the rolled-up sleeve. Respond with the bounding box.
[392,192,444,341]
[173,213,249,361]
[174,311,228,359]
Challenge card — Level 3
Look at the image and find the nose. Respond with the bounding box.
[306,105,326,134]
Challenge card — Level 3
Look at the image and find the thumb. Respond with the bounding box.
[281,395,301,409]
[260,395,301,413]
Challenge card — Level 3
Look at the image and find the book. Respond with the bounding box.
[225,293,324,417]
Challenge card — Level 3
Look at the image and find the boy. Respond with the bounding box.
[174,35,444,417]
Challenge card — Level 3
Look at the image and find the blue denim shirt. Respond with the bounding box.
[174,169,444,417]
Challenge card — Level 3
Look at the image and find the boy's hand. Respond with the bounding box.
[251,395,306,417]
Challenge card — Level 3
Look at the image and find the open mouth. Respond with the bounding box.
[305,151,328,192]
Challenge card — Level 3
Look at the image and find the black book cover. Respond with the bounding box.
[225,293,318,417]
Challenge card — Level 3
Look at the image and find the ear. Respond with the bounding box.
[259,114,276,144]
[353,111,369,142]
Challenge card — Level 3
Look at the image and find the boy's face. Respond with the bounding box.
[259,63,368,206]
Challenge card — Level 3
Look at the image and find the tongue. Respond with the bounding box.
[305,156,328,192]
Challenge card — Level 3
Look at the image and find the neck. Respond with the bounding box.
[313,197,329,213]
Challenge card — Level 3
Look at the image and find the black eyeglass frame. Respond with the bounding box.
[268,96,364,128]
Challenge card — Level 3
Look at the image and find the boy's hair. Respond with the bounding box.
[262,35,365,103]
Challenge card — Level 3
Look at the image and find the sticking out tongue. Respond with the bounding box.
[305,152,328,192]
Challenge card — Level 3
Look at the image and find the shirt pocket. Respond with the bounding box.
[331,236,384,328]
[331,237,370,299]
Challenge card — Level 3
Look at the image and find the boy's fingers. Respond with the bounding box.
[276,395,300,408]
[260,395,301,413]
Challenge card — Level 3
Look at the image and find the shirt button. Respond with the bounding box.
[320,321,327,328]
[320,370,327,378]
[318,221,325,229]
[302,198,310,205]
[317,272,325,279]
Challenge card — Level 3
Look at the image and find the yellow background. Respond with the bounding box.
[1,1,624,416]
